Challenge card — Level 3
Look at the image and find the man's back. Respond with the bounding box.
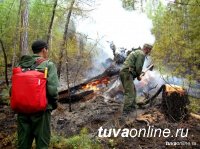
[16,40,59,149]
[18,54,59,110]
[122,49,145,78]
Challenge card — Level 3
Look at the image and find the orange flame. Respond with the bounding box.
[165,84,185,96]
[82,77,110,91]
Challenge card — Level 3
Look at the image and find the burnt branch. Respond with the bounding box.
[139,85,165,106]
[59,90,94,103]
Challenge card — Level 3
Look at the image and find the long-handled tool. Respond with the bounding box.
[140,64,154,78]
[137,64,154,107]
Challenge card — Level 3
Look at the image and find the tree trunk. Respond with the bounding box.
[57,0,75,78]
[58,0,75,111]
[20,0,29,56]
[0,39,9,86]
[46,0,58,50]
[12,4,21,68]
[162,84,189,122]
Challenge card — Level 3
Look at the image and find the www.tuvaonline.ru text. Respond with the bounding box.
[98,126,188,138]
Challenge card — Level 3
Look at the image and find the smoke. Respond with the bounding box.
[135,64,200,99]
[76,0,200,99]
[76,0,155,78]
[77,0,155,59]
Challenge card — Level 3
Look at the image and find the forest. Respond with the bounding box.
[0,0,200,148]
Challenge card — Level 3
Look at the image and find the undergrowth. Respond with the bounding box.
[188,96,200,114]
[50,128,102,149]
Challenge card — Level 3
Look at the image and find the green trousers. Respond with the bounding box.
[17,110,51,149]
[119,69,136,111]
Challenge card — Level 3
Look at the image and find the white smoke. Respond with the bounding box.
[76,0,155,58]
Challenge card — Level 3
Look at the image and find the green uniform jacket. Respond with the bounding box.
[18,54,59,110]
[122,49,145,78]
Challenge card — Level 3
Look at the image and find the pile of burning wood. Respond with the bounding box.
[58,52,190,122]
[58,64,120,103]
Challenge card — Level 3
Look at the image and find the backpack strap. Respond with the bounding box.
[31,58,48,70]
[35,58,47,66]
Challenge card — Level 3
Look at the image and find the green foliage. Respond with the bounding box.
[50,134,67,148]
[121,0,160,11]
[1,132,17,148]
[1,127,101,149]
[150,0,200,81]
[0,0,20,61]
[0,86,10,105]
[29,0,52,40]
[50,128,101,149]
[0,0,94,66]
[65,128,101,149]
[188,96,200,114]
[121,0,135,10]
[108,139,115,148]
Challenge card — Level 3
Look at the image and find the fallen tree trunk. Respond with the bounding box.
[138,84,165,106]
[190,112,200,120]
[58,64,120,102]
[59,90,94,103]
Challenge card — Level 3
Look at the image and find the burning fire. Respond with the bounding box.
[165,84,185,96]
[82,77,110,91]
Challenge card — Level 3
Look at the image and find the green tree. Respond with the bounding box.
[47,0,58,49]
[0,39,9,86]
[150,0,200,81]
[121,0,200,81]
[121,0,159,11]
[0,0,101,89]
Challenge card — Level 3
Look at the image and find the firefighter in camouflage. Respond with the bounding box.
[119,44,153,113]
[17,40,59,149]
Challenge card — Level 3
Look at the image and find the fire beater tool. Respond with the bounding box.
[140,64,154,78]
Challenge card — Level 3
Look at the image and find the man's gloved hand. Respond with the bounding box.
[137,76,142,81]
[137,71,145,81]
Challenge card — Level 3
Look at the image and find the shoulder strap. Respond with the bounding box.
[36,58,46,65]
[31,58,48,70]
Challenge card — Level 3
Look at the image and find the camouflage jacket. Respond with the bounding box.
[18,54,59,110]
[121,49,145,78]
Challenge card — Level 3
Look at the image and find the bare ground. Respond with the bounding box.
[1,92,200,149]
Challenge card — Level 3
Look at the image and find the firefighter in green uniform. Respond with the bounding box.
[17,40,59,149]
[119,44,153,113]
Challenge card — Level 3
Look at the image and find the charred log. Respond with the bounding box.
[59,90,94,103]
[58,64,120,98]
[140,84,165,106]
[114,53,126,64]
[86,64,120,82]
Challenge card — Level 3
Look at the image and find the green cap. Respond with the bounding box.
[143,44,153,49]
